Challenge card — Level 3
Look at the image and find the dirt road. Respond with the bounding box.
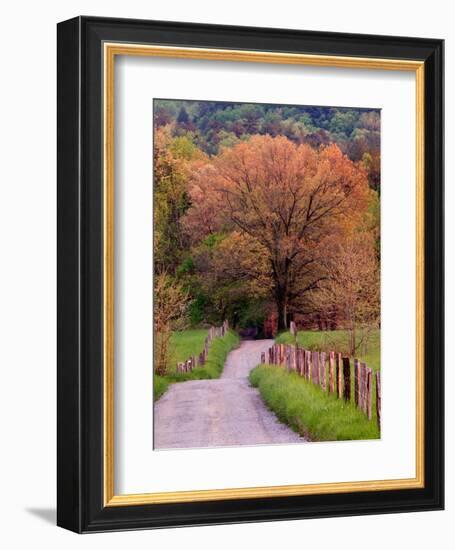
[154,339,305,449]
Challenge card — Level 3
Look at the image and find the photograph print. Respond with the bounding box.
[153,99,381,450]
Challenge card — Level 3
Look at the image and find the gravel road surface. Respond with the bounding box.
[154,339,305,449]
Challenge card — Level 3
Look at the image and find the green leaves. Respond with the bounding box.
[154,100,380,162]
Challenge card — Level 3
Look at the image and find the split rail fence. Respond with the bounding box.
[176,320,229,374]
[261,343,381,427]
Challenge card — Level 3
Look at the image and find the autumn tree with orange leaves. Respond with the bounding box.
[184,135,371,330]
[309,229,380,355]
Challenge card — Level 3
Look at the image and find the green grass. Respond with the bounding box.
[274,328,380,428]
[167,329,209,372]
[275,329,380,372]
[153,375,170,401]
[250,365,380,441]
[154,329,240,401]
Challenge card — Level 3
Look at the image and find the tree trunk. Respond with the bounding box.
[276,295,288,331]
[350,324,356,355]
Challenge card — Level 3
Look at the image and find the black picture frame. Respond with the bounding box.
[57,16,444,533]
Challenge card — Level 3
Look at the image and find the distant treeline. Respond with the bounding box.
[154,99,380,191]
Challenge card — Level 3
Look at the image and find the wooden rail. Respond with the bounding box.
[265,343,381,426]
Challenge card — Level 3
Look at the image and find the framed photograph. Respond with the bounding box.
[57,16,444,532]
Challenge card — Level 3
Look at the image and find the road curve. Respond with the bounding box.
[154,339,305,449]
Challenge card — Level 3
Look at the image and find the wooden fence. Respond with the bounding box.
[176,320,229,374]
[263,343,381,427]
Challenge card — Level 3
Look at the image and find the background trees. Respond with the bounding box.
[309,229,380,355]
[154,100,380,189]
[153,99,380,340]
[154,127,207,273]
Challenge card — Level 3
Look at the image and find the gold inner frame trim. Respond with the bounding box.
[103,43,425,507]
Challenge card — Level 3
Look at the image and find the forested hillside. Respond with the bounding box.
[153,99,380,359]
[154,100,380,191]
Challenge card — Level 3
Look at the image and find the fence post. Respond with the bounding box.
[366,368,373,420]
[320,352,326,390]
[360,362,367,412]
[285,345,291,370]
[291,346,297,371]
[311,351,319,384]
[354,359,360,406]
[342,357,351,402]
[336,353,343,398]
[305,351,311,381]
[329,351,335,394]
[261,352,265,364]
[290,320,297,337]
[376,371,381,428]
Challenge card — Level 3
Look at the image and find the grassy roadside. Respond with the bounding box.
[154,329,240,401]
[167,329,209,371]
[250,365,380,441]
[275,328,380,427]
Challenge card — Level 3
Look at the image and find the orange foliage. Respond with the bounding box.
[183,135,371,330]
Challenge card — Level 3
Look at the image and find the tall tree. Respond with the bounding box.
[154,271,191,375]
[154,128,206,273]
[184,135,370,330]
[310,229,380,354]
